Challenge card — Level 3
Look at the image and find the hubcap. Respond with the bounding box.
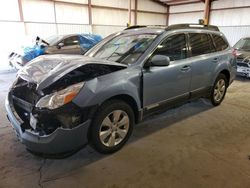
[99,110,130,147]
[214,79,226,102]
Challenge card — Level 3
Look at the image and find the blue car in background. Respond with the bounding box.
[9,34,102,69]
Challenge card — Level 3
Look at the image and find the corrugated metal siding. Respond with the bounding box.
[169,12,203,25]
[55,0,88,4]
[92,8,135,26]
[219,26,250,46]
[170,3,204,13]
[137,12,166,25]
[57,24,91,35]
[210,8,250,26]
[211,0,250,46]
[138,0,167,12]
[169,0,250,46]
[0,0,20,21]
[169,2,203,25]
[22,0,55,22]
[212,0,250,9]
[55,2,89,24]
[92,25,125,37]
[92,0,135,9]
[25,23,57,38]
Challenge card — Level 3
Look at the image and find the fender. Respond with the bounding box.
[73,67,142,111]
[211,53,233,86]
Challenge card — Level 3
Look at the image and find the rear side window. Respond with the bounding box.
[153,34,187,61]
[212,34,229,51]
[189,33,215,57]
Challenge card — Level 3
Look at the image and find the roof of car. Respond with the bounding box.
[122,27,166,35]
[122,24,220,35]
[54,33,99,39]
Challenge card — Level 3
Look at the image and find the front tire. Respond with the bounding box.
[210,74,228,106]
[90,100,134,154]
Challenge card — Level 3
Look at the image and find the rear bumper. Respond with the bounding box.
[5,97,91,155]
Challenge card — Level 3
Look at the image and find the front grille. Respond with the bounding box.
[237,62,249,68]
[10,77,88,135]
[12,78,40,105]
[10,78,41,126]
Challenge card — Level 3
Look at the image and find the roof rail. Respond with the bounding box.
[165,24,219,31]
[124,25,147,30]
[124,24,220,32]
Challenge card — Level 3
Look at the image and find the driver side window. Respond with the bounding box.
[153,34,187,61]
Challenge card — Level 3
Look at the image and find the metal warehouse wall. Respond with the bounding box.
[0,0,167,70]
[211,0,250,45]
[0,0,167,38]
[169,0,250,46]
[91,0,167,36]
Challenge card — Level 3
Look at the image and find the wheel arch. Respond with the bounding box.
[87,94,140,146]
[219,69,230,86]
[101,94,141,124]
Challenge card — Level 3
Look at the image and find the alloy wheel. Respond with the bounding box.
[99,110,130,147]
[214,79,226,102]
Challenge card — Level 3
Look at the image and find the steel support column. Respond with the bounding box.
[18,0,27,35]
[166,5,170,26]
[88,0,92,25]
[134,0,138,25]
[204,0,211,25]
[128,0,132,26]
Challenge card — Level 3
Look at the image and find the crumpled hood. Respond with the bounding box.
[236,51,250,62]
[18,54,127,90]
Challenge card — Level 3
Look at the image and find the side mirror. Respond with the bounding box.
[57,42,64,49]
[147,55,170,67]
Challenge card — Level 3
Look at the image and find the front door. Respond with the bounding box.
[143,33,192,110]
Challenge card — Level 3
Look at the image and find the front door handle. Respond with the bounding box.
[181,65,191,72]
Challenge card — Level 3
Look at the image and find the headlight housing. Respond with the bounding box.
[36,82,84,110]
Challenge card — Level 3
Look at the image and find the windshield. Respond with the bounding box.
[45,35,64,46]
[89,34,157,65]
[234,38,250,51]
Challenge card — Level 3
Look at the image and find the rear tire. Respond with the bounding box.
[210,74,228,106]
[90,100,134,154]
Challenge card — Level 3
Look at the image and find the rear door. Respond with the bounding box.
[187,32,218,94]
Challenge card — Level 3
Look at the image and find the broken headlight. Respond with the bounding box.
[36,82,84,110]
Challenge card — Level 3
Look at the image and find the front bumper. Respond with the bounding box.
[5,97,91,155]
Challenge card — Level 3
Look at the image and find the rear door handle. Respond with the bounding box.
[181,65,191,72]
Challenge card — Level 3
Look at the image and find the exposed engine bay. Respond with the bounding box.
[10,56,127,136]
[236,53,250,78]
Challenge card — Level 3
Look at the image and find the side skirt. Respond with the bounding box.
[140,86,212,121]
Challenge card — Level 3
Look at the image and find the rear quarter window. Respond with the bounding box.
[212,34,229,51]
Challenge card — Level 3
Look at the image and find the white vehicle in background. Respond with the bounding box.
[234,37,250,78]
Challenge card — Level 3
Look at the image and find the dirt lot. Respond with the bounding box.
[1,72,250,188]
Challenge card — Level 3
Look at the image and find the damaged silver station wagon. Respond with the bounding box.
[6,24,236,155]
